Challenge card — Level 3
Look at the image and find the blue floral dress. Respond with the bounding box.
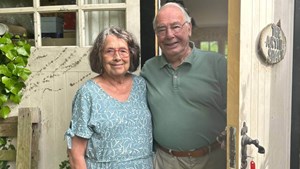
[65,75,153,169]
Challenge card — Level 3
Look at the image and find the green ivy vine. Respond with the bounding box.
[0,137,15,169]
[0,32,31,119]
[59,160,70,169]
[0,32,31,169]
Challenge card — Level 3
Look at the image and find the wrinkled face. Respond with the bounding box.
[102,35,130,77]
[155,5,192,58]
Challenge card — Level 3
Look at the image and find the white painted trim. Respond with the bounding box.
[0,1,138,47]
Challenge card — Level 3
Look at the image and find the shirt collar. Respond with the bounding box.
[158,41,196,68]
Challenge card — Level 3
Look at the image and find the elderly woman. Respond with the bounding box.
[65,27,153,169]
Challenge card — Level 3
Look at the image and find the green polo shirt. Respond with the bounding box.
[141,43,227,151]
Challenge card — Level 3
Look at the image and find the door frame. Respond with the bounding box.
[227,0,240,168]
[140,0,156,66]
[291,0,300,168]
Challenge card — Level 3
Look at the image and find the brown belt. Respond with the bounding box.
[157,141,221,157]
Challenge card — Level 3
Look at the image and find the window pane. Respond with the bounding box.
[200,42,209,51]
[41,13,77,46]
[40,0,76,6]
[200,41,219,53]
[84,0,125,4]
[0,1,33,8]
[0,14,34,37]
[210,41,218,53]
[85,10,125,45]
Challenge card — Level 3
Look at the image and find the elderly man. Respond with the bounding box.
[141,2,227,169]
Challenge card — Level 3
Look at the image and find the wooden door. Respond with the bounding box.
[227,0,294,169]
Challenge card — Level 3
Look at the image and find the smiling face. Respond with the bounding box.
[155,5,192,60]
[101,35,130,78]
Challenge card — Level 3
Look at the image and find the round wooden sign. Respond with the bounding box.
[258,23,286,64]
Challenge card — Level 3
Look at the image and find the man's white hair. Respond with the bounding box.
[152,2,192,30]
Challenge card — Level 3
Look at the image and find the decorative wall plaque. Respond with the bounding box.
[258,21,286,64]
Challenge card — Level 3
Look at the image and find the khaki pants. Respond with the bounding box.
[153,147,226,169]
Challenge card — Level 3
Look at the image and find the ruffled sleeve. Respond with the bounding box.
[64,84,94,149]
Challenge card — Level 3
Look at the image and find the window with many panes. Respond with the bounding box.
[0,0,137,47]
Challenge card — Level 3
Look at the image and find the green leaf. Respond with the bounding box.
[5,48,17,60]
[7,62,16,71]
[14,56,26,66]
[0,106,10,119]
[14,35,20,39]
[0,43,14,55]
[1,76,16,88]
[12,83,24,95]
[23,43,31,56]
[3,32,13,39]
[0,138,6,145]
[12,87,23,96]
[0,94,8,106]
[17,46,29,56]
[0,35,12,44]
[19,68,31,81]
[8,59,30,75]
[0,38,8,44]
[2,76,24,95]
[8,63,19,75]
[0,65,12,77]
[10,93,22,104]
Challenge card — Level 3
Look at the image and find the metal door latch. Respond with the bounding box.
[241,122,265,169]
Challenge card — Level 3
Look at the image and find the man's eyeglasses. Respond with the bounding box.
[103,48,130,58]
[155,21,188,37]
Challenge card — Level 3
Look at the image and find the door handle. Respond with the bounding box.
[241,122,265,169]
